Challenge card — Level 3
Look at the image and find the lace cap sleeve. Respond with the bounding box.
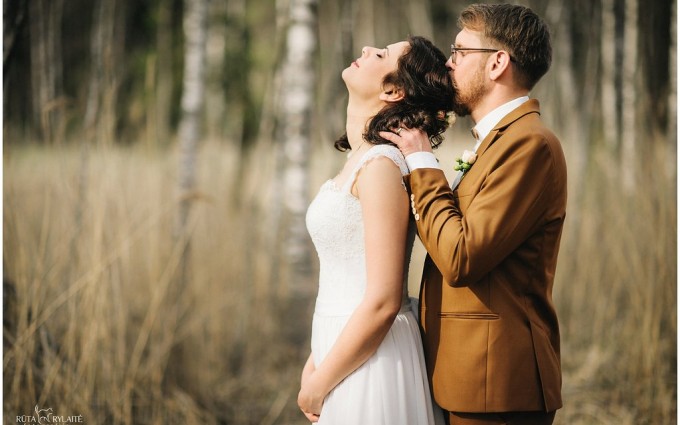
[342,144,410,192]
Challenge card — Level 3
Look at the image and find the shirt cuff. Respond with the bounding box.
[405,152,440,171]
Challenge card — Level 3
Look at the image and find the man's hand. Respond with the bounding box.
[379,127,433,157]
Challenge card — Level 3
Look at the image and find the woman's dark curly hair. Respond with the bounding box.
[335,35,455,152]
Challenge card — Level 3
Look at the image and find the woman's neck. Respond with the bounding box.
[345,95,383,150]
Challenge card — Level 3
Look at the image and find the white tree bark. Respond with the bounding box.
[548,2,588,182]
[353,0,375,49]
[600,0,618,152]
[83,0,118,146]
[204,0,229,140]
[176,0,208,234]
[405,0,433,39]
[279,0,318,295]
[621,0,638,192]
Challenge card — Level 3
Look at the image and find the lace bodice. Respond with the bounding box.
[306,144,415,316]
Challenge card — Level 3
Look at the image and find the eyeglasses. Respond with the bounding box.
[450,45,513,63]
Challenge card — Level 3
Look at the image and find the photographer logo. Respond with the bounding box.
[16,405,83,424]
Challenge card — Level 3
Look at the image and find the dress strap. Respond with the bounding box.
[340,144,410,192]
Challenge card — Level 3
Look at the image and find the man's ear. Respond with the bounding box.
[379,85,405,103]
[489,51,512,81]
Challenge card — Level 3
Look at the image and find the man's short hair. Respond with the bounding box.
[459,4,552,90]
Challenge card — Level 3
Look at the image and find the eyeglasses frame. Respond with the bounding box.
[450,45,515,63]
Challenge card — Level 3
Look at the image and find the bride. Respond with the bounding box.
[298,36,454,424]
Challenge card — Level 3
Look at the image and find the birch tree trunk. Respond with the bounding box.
[600,0,618,152]
[3,0,26,68]
[175,0,208,283]
[353,0,375,49]
[404,0,433,39]
[621,0,638,192]
[83,0,119,146]
[204,0,228,140]
[668,0,677,156]
[638,0,673,140]
[545,1,594,286]
[548,1,593,189]
[278,0,318,296]
[29,0,64,144]
[29,0,46,139]
[3,0,26,120]
[155,0,174,148]
[49,0,65,143]
[223,0,253,147]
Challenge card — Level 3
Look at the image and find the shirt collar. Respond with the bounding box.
[472,96,530,151]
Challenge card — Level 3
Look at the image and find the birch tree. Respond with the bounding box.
[353,0,376,49]
[176,0,208,283]
[404,0,434,40]
[278,0,318,296]
[600,0,618,152]
[668,0,677,156]
[154,0,175,148]
[638,0,674,142]
[204,0,228,141]
[72,0,121,282]
[4,0,26,118]
[29,0,64,144]
[83,0,120,146]
[621,0,638,191]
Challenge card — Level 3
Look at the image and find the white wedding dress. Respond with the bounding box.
[305,144,443,425]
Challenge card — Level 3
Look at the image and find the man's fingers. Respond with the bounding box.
[379,131,399,144]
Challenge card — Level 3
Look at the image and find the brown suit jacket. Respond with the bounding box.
[406,99,566,413]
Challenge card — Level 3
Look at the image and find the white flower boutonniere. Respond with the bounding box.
[454,150,477,173]
[437,110,457,127]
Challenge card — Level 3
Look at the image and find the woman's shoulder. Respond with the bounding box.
[360,144,409,176]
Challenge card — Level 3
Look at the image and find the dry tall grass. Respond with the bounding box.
[4,141,315,424]
[552,142,677,425]
[3,135,676,424]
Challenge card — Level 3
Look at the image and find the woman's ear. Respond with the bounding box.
[379,85,405,103]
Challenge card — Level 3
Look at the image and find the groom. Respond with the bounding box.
[381,4,566,425]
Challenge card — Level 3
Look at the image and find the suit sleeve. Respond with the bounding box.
[408,135,558,287]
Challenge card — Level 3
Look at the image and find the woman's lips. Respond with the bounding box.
[352,60,359,67]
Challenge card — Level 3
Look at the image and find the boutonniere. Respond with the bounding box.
[454,150,477,173]
[437,110,457,127]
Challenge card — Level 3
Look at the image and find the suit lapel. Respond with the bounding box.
[451,100,542,191]
[474,99,542,159]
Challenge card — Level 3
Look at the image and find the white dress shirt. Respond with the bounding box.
[405,96,530,171]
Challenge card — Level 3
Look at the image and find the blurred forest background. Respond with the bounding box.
[2,0,677,424]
